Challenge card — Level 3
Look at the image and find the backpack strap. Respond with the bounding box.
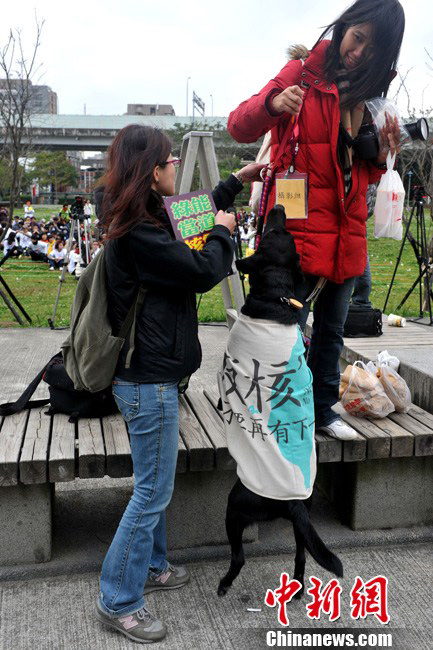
[0,360,52,416]
[121,286,148,369]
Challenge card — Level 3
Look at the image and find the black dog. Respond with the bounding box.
[235,204,304,325]
[218,205,343,597]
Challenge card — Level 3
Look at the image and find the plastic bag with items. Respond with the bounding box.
[339,360,395,418]
[375,362,411,413]
[373,152,405,240]
[376,349,400,372]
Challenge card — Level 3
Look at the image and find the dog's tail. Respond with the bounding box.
[288,501,343,578]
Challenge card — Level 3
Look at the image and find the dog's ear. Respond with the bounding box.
[263,205,286,235]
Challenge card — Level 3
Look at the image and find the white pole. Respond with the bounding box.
[186,77,191,117]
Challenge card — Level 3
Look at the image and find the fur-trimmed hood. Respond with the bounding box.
[286,44,310,61]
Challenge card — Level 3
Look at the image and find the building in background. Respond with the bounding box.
[126,103,175,116]
[0,79,58,114]
[29,85,58,114]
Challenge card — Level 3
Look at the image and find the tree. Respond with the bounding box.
[29,150,78,195]
[0,158,27,200]
[0,16,44,238]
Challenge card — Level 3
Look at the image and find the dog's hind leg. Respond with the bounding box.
[288,501,343,578]
[292,496,314,597]
[217,508,248,596]
[292,525,307,599]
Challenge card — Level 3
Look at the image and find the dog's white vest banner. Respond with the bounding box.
[218,314,316,500]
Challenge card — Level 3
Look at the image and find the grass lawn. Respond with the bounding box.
[1,208,432,328]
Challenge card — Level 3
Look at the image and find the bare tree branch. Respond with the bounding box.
[0,16,44,240]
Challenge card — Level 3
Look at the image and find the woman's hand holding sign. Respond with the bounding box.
[271,85,305,116]
[215,210,236,234]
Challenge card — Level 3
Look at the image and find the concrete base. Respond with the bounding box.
[0,470,257,568]
[0,483,53,566]
[316,457,433,530]
[166,470,257,549]
[53,470,257,557]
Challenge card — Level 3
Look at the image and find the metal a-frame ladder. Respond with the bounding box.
[175,131,244,328]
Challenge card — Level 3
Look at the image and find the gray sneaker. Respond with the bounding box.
[143,563,190,595]
[95,600,167,643]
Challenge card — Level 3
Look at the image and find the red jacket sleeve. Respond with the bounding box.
[227,60,304,144]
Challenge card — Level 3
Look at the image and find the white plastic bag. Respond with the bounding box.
[376,364,411,413]
[340,360,395,418]
[365,98,410,145]
[376,350,400,372]
[373,152,405,240]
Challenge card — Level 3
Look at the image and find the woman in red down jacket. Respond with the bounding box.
[228,0,405,440]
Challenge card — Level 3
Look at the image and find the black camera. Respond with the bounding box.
[353,118,429,160]
[70,196,85,220]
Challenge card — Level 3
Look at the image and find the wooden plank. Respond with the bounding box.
[203,387,223,418]
[407,404,433,430]
[77,418,105,479]
[370,417,415,458]
[388,412,433,456]
[178,395,214,471]
[102,414,133,478]
[315,432,343,463]
[186,391,235,470]
[342,436,367,462]
[176,434,188,474]
[20,408,51,484]
[339,412,391,459]
[0,410,28,486]
[49,414,76,482]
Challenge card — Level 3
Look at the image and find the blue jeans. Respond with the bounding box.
[298,275,355,428]
[352,254,372,307]
[99,378,179,617]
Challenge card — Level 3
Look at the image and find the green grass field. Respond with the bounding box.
[1,208,432,327]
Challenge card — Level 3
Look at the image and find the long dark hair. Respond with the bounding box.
[100,124,172,240]
[316,0,405,108]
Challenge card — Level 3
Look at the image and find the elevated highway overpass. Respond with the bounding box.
[0,114,229,151]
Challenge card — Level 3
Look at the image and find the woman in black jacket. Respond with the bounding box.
[95,124,265,643]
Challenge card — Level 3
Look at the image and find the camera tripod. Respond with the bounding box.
[48,216,93,330]
[0,251,32,325]
[383,198,433,326]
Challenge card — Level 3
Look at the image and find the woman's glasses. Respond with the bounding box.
[159,158,182,168]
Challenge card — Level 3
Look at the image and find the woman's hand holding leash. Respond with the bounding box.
[236,162,269,183]
[271,85,305,116]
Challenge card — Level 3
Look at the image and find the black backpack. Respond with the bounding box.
[343,305,383,338]
[0,249,147,422]
[0,353,118,423]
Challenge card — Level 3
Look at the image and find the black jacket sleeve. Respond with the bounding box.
[212,174,244,211]
[128,223,234,293]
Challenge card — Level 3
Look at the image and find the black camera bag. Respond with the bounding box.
[0,352,118,422]
[343,305,383,338]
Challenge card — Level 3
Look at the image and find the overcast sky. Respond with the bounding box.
[2,0,432,118]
